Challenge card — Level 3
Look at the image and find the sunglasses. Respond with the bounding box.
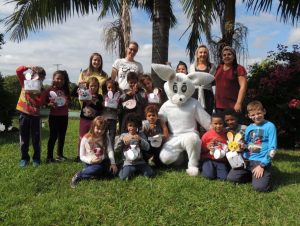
[128,47,138,53]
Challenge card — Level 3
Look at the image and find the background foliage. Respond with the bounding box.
[246,44,300,148]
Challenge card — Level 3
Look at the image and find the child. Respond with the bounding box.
[142,104,169,167]
[70,116,118,188]
[227,101,277,192]
[224,108,247,135]
[200,113,229,180]
[115,113,154,180]
[16,65,46,167]
[78,52,108,95]
[102,78,121,149]
[45,70,70,162]
[119,72,148,133]
[139,74,163,106]
[76,77,104,161]
[176,61,188,74]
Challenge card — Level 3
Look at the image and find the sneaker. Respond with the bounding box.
[56,156,68,162]
[70,171,81,188]
[46,158,55,163]
[19,160,28,167]
[32,160,40,167]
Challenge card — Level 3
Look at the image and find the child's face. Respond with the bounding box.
[89,81,99,94]
[176,65,187,74]
[92,55,102,69]
[127,122,138,135]
[107,83,116,92]
[224,115,238,130]
[146,112,158,124]
[128,79,138,90]
[143,79,153,92]
[53,73,65,88]
[94,125,105,137]
[211,117,224,133]
[248,109,266,125]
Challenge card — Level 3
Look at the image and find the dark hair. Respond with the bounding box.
[127,71,139,82]
[86,77,100,93]
[52,70,70,97]
[176,61,188,73]
[144,104,158,117]
[221,46,238,70]
[82,53,107,77]
[125,113,142,129]
[223,108,238,119]
[102,78,120,95]
[129,41,139,49]
[211,112,224,121]
[34,66,46,78]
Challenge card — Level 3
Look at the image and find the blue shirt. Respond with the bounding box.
[243,120,277,166]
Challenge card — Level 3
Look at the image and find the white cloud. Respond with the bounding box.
[287,28,300,44]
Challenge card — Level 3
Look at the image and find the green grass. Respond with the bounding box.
[0,118,300,226]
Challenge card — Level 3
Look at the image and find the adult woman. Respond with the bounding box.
[214,46,247,113]
[190,44,216,115]
[111,41,144,91]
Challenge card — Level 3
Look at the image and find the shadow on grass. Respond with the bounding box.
[274,151,300,162]
[272,166,300,190]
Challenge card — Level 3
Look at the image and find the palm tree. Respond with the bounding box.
[181,0,300,63]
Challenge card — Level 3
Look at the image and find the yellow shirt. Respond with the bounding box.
[78,71,108,95]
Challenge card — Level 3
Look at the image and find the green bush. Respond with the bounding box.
[246,44,300,148]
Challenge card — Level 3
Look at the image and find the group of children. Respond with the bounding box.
[15,52,277,192]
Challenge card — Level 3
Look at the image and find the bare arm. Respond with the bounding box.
[235,75,247,112]
[111,68,118,81]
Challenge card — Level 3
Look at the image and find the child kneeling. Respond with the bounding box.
[115,113,154,180]
[227,101,277,192]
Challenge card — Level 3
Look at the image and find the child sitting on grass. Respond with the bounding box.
[71,116,118,188]
[115,113,154,180]
[200,113,229,180]
[227,101,277,192]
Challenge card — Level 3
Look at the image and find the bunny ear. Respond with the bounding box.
[107,91,113,99]
[25,72,32,80]
[234,133,242,142]
[227,131,234,141]
[114,91,120,99]
[49,91,57,98]
[153,88,159,95]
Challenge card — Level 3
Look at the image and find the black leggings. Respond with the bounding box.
[47,115,68,158]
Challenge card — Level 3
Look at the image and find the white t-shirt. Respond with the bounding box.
[112,58,143,90]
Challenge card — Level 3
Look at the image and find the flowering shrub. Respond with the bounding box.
[246,44,300,148]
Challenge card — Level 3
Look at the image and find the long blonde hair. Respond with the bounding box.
[85,116,108,151]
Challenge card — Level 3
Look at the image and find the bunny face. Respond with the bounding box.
[227,132,242,152]
[23,69,42,93]
[104,91,120,109]
[151,64,214,106]
[78,87,92,101]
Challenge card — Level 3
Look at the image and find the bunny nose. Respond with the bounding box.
[179,98,182,101]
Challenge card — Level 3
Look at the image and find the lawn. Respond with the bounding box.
[0,118,300,226]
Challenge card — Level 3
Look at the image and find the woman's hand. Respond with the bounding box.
[234,102,242,112]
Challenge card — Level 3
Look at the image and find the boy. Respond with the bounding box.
[119,72,147,133]
[16,65,46,167]
[200,113,229,180]
[227,101,277,192]
[115,113,154,180]
[142,104,169,167]
[224,108,247,135]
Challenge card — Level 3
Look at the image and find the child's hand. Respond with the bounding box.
[207,140,215,154]
[110,164,118,174]
[252,165,264,179]
[132,134,140,141]
[123,135,131,145]
[91,157,101,164]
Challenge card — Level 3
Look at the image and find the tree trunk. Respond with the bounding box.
[120,0,131,58]
[220,0,236,50]
[151,0,171,94]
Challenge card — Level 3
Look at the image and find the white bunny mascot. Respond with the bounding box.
[152,64,214,176]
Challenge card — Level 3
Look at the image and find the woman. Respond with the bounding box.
[111,41,144,91]
[214,46,247,114]
[190,44,216,115]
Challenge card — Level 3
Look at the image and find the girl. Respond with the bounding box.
[45,70,70,162]
[190,44,216,115]
[71,116,118,188]
[176,61,188,74]
[115,113,154,180]
[102,78,122,149]
[76,77,104,161]
[139,74,163,106]
[78,53,108,95]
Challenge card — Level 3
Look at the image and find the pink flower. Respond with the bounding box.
[288,99,300,109]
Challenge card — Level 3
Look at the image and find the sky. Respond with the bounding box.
[0,0,300,84]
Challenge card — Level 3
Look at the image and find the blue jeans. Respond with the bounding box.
[79,159,110,179]
[119,163,154,180]
[19,113,41,162]
[227,160,272,192]
[201,159,229,180]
